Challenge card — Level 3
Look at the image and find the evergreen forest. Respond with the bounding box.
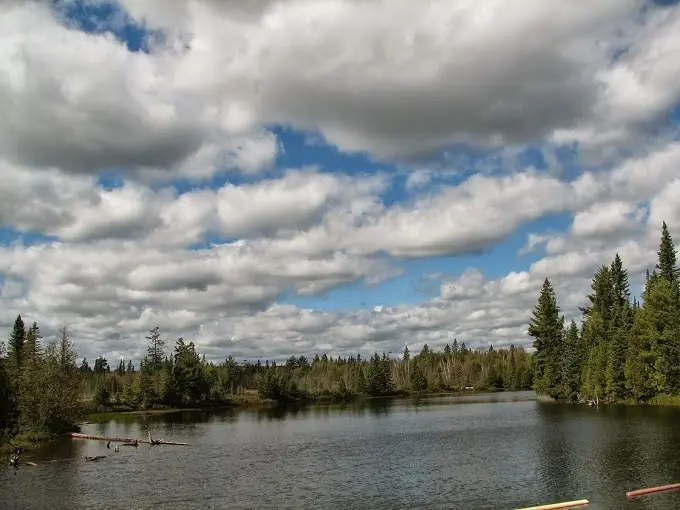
[529,222,680,404]
[0,318,531,443]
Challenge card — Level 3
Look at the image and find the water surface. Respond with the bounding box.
[3,391,680,509]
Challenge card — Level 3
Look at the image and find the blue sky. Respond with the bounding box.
[0,1,575,312]
[4,1,673,293]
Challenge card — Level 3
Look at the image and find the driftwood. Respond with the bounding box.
[627,482,680,499]
[84,455,107,462]
[516,500,589,510]
[69,432,188,446]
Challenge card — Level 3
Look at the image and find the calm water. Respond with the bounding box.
[3,391,680,509]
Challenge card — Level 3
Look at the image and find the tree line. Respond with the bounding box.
[79,333,532,407]
[529,221,680,404]
[1,316,533,441]
[0,322,81,443]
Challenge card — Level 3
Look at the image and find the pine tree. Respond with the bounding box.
[605,254,633,400]
[7,315,26,376]
[528,279,564,399]
[625,278,660,401]
[505,344,517,389]
[410,361,428,391]
[656,222,680,283]
[24,322,41,364]
[39,324,83,433]
[145,326,165,402]
[611,253,631,308]
[646,222,680,392]
[0,341,18,435]
[145,326,165,371]
[79,358,91,372]
[18,322,43,430]
[403,345,410,382]
[605,305,630,400]
[580,266,615,400]
[561,320,582,401]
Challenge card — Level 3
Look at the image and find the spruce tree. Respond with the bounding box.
[0,341,18,435]
[656,222,680,283]
[605,305,630,400]
[611,253,631,308]
[410,361,428,391]
[580,266,615,400]
[505,344,517,389]
[625,277,665,399]
[561,320,582,401]
[605,254,633,400]
[528,278,564,399]
[8,315,25,375]
[145,327,165,371]
[18,322,42,430]
[79,358,91,372]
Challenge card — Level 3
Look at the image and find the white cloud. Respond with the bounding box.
[1,0,680,364]
[65,0,678,162]
[552,5,680,157]
[570,201,646,240]
[2,144,679,362]
[0,2,278,180]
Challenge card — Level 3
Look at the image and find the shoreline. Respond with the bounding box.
[84,386,523,420]
[537,393,680,408]
[2,388,529,452]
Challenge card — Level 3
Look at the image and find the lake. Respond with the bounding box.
[3,391,680,509]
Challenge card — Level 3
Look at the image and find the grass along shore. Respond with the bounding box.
[83,386,517,422]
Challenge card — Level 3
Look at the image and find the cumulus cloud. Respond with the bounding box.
[2,143,679,362]
[109,0,679,163]
[0,2,278,180]
[1,0,680,363]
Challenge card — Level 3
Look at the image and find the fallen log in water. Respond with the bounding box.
[626,482,680,499]
[69,432,188,446]
[516,499,589,510]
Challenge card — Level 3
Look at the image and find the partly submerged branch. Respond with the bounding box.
[69,432,188,446]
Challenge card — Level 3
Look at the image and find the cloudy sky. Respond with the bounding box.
[1,0,679,364]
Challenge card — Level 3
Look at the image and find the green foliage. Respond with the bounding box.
[93,356,109,374]
[561,320,582,402]
[2,318,534,445]
[656,222,680,283]
[164,338,208,406]
[7,323,85,436]
[92,380,111,407]
[146,327,165,370]
[534,223,680,405]
[0,341,18,437]
[409,361,428,391]
[8,314,26,376]
[528,278,564,399]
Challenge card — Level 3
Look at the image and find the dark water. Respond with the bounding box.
[3,391,680,509]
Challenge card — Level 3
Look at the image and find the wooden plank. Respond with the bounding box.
[68,432,188,446]
[516,499,589,510]
[626,482,680,499]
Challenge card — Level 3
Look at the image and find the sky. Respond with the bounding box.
[1,0,680,364]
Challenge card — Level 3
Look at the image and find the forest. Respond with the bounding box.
[0,314,532,443]
[529,222,680,405]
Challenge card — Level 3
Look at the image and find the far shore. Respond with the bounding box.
[536,393,680,408]
[83,386,527,421]
[3,388,534,452]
